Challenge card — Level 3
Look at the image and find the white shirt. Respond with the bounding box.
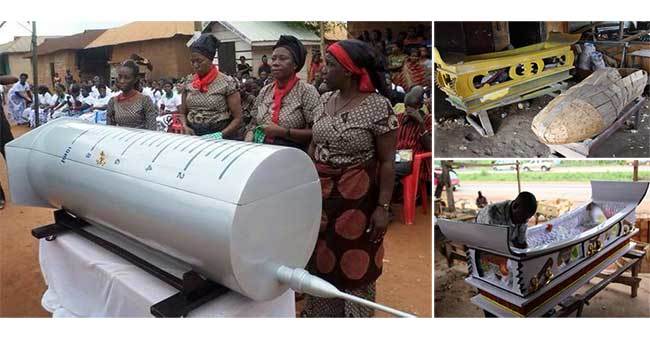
[91,86,113,99]
[79,94,95,106]
[9,81,30,97]
[93,95,111,108]
[38,93,52,107]
[158,93,182,113]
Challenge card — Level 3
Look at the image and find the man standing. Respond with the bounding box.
[64,69,74,90]
[0,75,18,209]
[475,192,538,249]
[257,55,271,77]
[236,56,252,79]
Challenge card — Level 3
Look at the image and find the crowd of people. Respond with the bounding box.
[0,28,432,317]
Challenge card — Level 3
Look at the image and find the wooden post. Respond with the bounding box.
[31,21,39,127]
[442,161,455,213]
[618,21,625,41]
[319,22,325,60]
[516,161,521,193]
[633,160,639,182]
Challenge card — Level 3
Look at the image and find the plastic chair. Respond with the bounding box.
[401,152,432,225]
[170,113,183,134]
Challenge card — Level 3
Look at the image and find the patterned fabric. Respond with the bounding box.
[309,160,384,290]
[312,91,398,167]
[247,79,322,148]
[300,282,376,318]
[106,92,157,130]
[395,59,427,90]
[476,200,528,247]
[238,94,256,138]
[396,112,432,181]
[185,72,238,135]
[8,81,31,124]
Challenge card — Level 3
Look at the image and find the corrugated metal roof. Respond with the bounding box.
[0,36,53,54]
[36,29,107,55]
[85,21,196,49]
[217,22,321,46]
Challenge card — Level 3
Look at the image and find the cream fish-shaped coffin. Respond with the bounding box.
[532,68,647,144]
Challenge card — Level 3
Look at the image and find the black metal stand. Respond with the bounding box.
[32,209,229,317]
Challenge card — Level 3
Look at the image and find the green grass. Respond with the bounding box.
[459,170,650,182]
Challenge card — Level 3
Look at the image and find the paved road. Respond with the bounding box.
[456,165,650,175]
[452,182,650,214]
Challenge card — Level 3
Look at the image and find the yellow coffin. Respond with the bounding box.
[435,33,581,112]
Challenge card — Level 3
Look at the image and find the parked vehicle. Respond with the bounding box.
[522,160,553,172]
[434,169,460,191]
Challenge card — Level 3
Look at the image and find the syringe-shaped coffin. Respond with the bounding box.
[6,119,322,301]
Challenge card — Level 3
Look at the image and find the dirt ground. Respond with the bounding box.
[434,91,650,158]
[0,124,432,318]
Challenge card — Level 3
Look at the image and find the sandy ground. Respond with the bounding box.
[0,123,432,318]
[434,92,650,158]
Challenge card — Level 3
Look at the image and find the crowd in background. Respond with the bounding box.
[0,29,432,318]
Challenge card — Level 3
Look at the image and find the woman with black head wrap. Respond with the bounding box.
[303,39,399,318]
[179,34,242,138]
[106,59,158,130]
[243,35,322,150]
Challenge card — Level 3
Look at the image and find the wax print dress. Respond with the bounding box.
[301,91,399,318]
[106,92,157,130]
[185,72,238,136]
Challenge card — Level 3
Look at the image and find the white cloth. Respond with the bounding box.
[91,86,113,99]
[92,95,111,108]
[8,81,31,123]
[38,225,295,317]
[158,93,181,113]
[79,94,95,106]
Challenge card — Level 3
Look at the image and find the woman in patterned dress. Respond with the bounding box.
[106,60,158,130]
[244,35,322,150]
[303,39,399,317]
[179,34,242,138]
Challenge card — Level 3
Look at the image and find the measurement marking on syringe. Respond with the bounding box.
[221,144,249,161]
[121,133,152,156]
[112,130,131,141]
[203,141,227,157]
[138,133,159,146]
[120,131,145,143]
[189,140,213,153]
[219,144,261,179]
[151,138,181,163]
[213,143,237,159]
[70,127,94,145]
[147,134,167,147]
[90,130,119,151]
[181,139,204,152]
[156,136,178,147]
[119,131,140,141]
[173,138,194,151]
[183,143,215,171]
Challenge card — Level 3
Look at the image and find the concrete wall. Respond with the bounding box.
[208,22,317,80]
[110,36,194,82]
[347,21,431,40]
[35,50,79,89]
[7,53,34,79]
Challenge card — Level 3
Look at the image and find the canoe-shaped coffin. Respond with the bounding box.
[531,68,647,144]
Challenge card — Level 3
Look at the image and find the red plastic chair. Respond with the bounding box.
[170,113,183,134]
[401,152,432,225]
